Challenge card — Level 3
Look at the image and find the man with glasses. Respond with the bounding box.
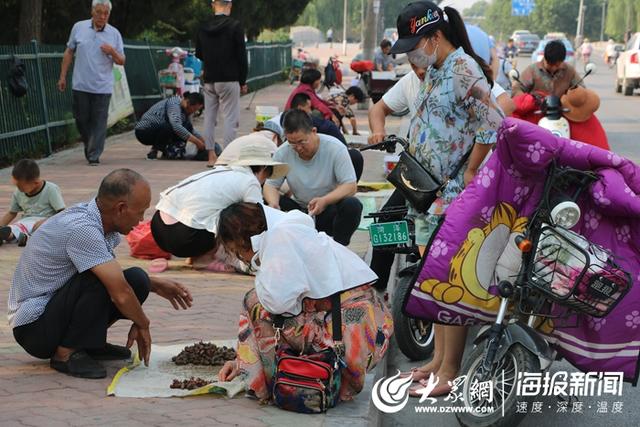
[263,110,362,246]
[57,0,124,166]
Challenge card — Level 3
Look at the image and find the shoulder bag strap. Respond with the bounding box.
[446,144,475,182]
[330,292,342,342]
[272,292,343,345]
[163,168,229,196]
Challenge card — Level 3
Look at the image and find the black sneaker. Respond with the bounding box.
[88,160,100,166]
[87,343,132,361]
[50,351,106,379]
[0,226,12,242]
[147,148,158,160]
[17,234,28,247]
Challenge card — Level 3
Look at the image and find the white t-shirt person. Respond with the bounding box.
[156,167,262,233]
[383,71,506,116]
[266,134,356,208]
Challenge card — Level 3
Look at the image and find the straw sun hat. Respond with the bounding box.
[228,143,289,179]
[561,86,600,123]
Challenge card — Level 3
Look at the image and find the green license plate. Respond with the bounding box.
[369,221,410,247]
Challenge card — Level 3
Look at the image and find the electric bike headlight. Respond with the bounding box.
[551,201,581,228]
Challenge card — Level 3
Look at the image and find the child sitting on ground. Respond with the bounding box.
[0,159,65,246]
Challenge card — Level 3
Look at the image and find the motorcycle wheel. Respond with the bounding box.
[456,343,540,427]
[391,274,434,361]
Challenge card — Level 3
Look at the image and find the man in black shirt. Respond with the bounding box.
[196,0,248,167]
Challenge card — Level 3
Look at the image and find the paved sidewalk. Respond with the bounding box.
[0,80,404,426]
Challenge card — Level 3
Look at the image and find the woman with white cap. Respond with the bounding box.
[388,1,504,396]
[150,143,288,268]
[216,202,393,404]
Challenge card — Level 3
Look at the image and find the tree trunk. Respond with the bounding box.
[18,0,43,44]
[363,0,377,60]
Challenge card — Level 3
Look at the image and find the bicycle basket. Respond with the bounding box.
[527,225,632,317]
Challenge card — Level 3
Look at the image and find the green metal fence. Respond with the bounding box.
[0,39,292,165]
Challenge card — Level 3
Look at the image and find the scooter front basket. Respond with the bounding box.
[526,225,632,317]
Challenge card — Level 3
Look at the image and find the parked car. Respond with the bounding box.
[531,38,576,67]
[544,32,568,41]
[515,33,540,55]
[616,32,640,96]
[511,30,531,38]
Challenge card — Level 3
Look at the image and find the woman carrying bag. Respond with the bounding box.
[216,202,393,411]
[387,2,504,396]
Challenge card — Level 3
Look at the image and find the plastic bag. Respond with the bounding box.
[126,221,172,260]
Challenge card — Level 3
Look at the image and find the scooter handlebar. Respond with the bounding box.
[359,135,408,153]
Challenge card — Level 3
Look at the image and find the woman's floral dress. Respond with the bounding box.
[408,47,504,245]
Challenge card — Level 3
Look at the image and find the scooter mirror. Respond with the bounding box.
[508,69,520,80]
[584,62,597,75]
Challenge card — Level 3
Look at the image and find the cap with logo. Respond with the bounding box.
[390,1,446,55]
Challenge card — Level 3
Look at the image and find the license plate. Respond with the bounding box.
[369,221,410,247]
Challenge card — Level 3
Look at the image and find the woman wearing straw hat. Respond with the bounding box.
[561,86,610,150]
[150,142,288,269]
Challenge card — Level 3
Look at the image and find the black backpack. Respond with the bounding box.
[324,59,337,88]
[8,55,28,97]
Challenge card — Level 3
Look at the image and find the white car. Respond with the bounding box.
[616,32,640,96]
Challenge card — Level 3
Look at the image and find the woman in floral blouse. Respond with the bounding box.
[388,1,504,396]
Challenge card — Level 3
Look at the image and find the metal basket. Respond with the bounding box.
[527,225,632,317]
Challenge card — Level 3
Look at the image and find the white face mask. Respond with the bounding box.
[407,38,438,69]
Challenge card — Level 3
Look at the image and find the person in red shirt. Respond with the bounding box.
[285,69,340,126]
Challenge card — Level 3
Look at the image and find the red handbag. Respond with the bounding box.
[271,293,345,413]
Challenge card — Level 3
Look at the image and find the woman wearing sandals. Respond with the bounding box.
[388,2,504,396]
[216,202,393,404]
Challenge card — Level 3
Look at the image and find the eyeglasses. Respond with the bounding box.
[286,136,309,147]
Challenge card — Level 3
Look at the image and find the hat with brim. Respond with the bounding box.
[561,87,600,123]
[228,143,288,179]
[389,1,445,54]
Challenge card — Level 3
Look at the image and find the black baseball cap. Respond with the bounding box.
[390,1,445,54]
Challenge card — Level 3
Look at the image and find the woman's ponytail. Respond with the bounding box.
[442,6,494,87]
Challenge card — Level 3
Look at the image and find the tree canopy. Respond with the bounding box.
[465,0,608,42]
[0,0,312,45]
[606,0,640,41]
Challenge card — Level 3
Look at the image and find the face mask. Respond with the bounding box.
[249,253,261,273]
[407,38,438,69]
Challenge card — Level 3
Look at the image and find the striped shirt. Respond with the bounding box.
[134,96,202,142]
[8,199,121,328]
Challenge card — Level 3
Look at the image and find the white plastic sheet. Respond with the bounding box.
[107,340,245,398]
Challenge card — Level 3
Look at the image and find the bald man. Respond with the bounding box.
[8,169,192,379]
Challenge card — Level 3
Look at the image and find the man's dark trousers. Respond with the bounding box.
[279,195,362,246]
[72,90,112,163]
[13,267,150,359]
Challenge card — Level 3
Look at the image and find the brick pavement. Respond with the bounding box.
[0,79,403,426]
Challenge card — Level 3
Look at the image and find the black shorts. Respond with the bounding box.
[150,211,216,258]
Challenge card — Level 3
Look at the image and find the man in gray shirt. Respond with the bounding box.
[8,169,192,379]
[374,39,395,71]
[263,110,362,246]
[57,0,125,166]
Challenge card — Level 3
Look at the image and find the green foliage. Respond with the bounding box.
[463,1,490,17]
[0,0,311,44]
[606,0,640,40]
[257,28,292,43]
[476,0,606,42]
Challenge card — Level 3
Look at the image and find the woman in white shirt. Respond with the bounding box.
[151,142,287,263]
[216,202,394,403]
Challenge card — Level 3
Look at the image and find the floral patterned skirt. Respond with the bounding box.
[235,285,393,402]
